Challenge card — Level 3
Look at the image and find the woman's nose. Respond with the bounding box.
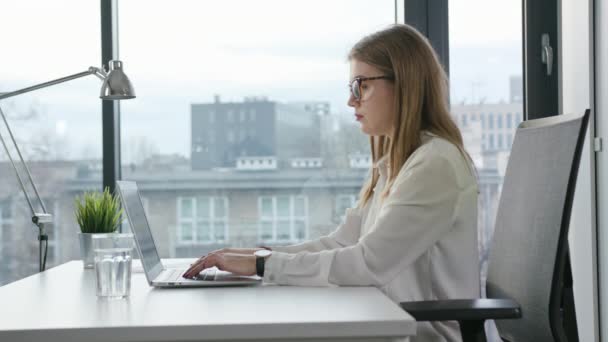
[347,93,357,108]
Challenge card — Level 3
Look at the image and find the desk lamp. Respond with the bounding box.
[0,60,135,272]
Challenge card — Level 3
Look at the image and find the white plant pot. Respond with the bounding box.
[78,232,111,268]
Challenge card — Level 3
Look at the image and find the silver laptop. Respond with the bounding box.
[116,180,261,287]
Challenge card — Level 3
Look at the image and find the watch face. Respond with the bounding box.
[255,249,272,258]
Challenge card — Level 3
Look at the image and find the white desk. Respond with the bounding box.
[0,260,416,342]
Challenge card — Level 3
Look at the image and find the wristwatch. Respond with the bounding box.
[254,249,272,277]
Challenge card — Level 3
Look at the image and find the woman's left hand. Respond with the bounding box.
[183,252,256,279]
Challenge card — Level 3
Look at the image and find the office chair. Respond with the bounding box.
[400,110,590,342]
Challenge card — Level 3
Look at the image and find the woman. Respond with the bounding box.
[184,24,480,341]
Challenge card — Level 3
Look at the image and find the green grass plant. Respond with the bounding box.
[75,188,123,233]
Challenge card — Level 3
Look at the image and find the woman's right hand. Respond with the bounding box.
[184,247,268,278]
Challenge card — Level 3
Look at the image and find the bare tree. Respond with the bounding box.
[125,136,160,166]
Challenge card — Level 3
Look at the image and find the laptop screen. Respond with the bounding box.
[116,181,163,282]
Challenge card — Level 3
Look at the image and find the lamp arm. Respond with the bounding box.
[0,67,106,101]
[0,106,43,217]
[0,64,125,272]
[0,66,106,219]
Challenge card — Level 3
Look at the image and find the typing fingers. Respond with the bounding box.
[184,257,207,278]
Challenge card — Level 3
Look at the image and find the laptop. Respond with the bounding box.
[116,180,261,287]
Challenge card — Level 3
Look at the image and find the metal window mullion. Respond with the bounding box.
[404,0,450,76]
[100,0,121,195]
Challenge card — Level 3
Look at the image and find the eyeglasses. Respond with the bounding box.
[348,75,394,101]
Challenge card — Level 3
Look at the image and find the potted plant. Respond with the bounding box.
[75,188,123,268]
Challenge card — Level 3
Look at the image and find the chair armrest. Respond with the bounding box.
[400,298,521,321]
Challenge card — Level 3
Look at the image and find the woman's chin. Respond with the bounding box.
[359,124,371,135]
[359,125,377,136]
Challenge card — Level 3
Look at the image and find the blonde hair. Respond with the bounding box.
[349,24,473,207]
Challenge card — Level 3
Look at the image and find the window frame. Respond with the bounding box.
[258,195,309,243]
[176,196,229,245]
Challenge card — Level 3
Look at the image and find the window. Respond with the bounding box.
[177,196,228,244]
[0,0,102,286]
[448,0,523,299]
[515,113,522,127]
[335,194,357,222]
[141,196,150,217]
[0,201,13,256]
[119,1,394,257]
[462,113,468,127]
[258,195,308,242]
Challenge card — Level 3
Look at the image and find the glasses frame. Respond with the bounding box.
[349,75,394,101]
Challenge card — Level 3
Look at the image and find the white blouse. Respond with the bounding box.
[264,132,481,342]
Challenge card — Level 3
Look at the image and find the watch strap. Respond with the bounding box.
[256,255,265,277]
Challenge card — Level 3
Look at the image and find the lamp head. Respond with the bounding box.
[100,60,136,100]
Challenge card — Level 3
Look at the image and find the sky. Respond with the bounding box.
[0,0,522,163]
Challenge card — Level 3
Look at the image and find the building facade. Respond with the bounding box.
[191,96,324,170]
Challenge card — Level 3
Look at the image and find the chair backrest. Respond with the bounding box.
[486,110,589,342]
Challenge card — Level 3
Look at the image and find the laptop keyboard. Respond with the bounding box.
[164,268,186,281]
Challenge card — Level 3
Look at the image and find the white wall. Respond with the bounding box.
[594,0,608,339]
[559,0,599,340]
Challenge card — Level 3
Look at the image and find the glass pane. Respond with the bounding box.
[0,200,11,220]
[214,197,226,218]
[295,221,306,240]
[196,197,210,219]
[214,221,226,241]
[119,0,395,257]
[449,0,522,295]
[260,197,273,217]
[196,221,210,242]
[294,196,306,217]
[260,221,274,241]
[337,195,353,213]
[180,223,194,241]
[0,1,102,286]
[180,198,193,218]
[277,220,291,240]
[276,196,290,217]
